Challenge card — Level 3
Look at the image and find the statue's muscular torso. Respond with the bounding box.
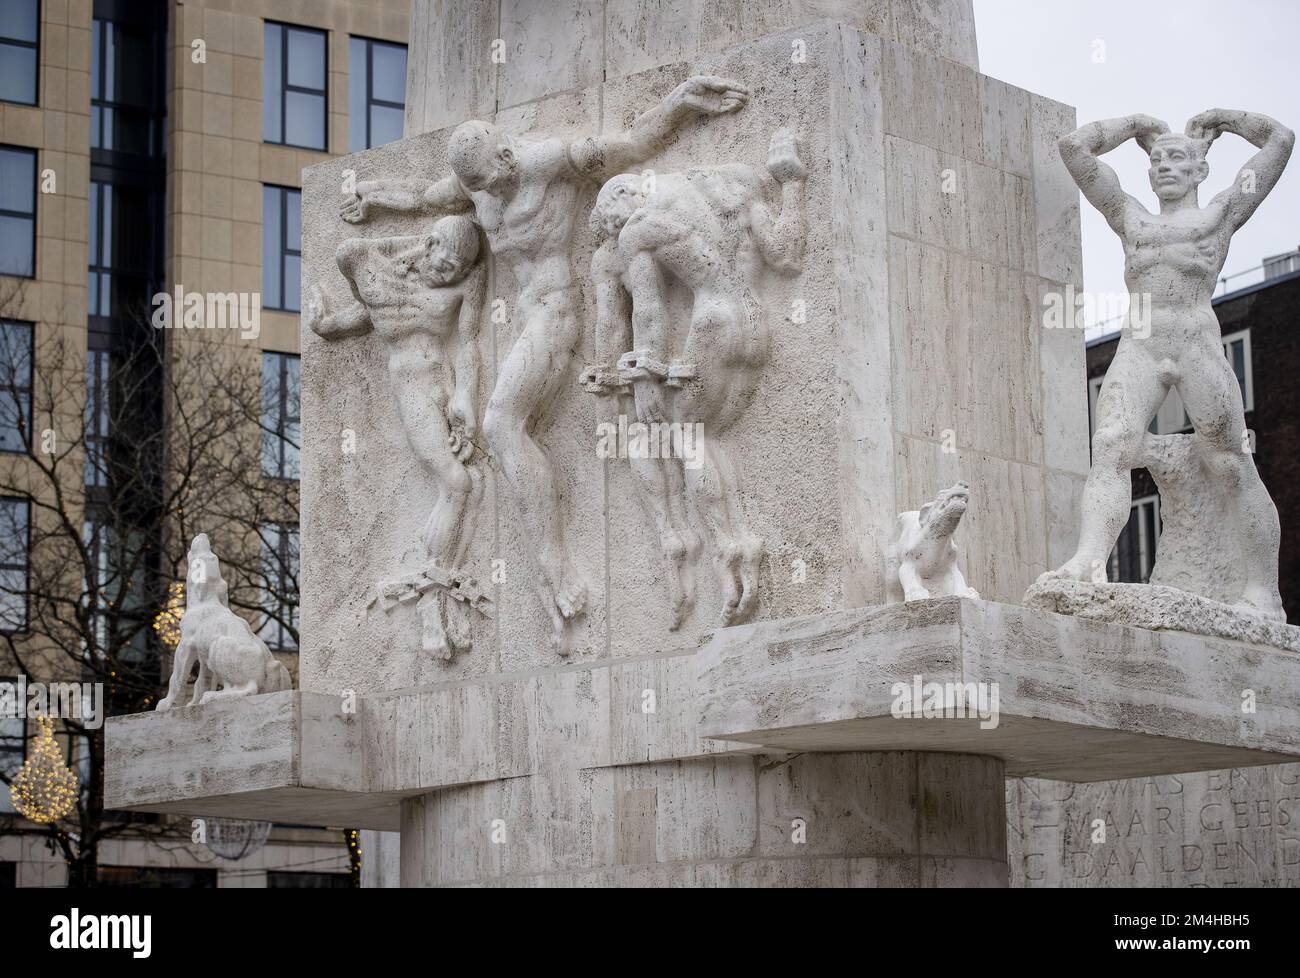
[1121,199,1233,356]
[470,138,585,301]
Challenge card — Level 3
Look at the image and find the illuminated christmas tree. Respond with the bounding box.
[11,716,79,824]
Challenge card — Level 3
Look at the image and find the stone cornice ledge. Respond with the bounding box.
[696,597,1300,781]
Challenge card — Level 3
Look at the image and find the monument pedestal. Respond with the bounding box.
[102,1,1300,887]
[399,750,1007,887]
[107,599,1300,886]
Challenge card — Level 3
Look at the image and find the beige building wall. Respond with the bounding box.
[168,0,409,357]
[1,0,408,888]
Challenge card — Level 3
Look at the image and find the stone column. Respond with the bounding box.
[399,751,1006,887]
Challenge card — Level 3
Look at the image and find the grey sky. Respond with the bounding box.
[974,0,1300,330]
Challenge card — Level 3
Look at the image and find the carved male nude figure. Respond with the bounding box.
[307,214,486,658]
[340,75,748,653]
[1040,110,1293,620]
[588,130,807,626]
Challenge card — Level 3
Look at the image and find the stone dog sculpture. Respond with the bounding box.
[156,534,291,710]
[886,482,979,603]
[340,74,749,656]
[584,129,807,629]
[1036,109,1293,621]
[307,215,488,660]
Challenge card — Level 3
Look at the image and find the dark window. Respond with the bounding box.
[267,871,351,888]
[260,522,298,652]
[85,348,110,487]
[97,866,217,888]
[0,0,39,106]
[0,321,33,453]
[348,36,406,152]
[261,352,299,479]
[262,185,301,311]
[87,180,154,320]
[0,862,14,886]
[91,17,161,157]
[0,145,36,278]
[0,497,30,632]
[1,676,25,815]
[1109,495,1160,585]
[264,22,328,150]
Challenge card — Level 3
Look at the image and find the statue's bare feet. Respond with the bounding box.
[662,527,699,631]
[417,593,452,661]
[542,588,575,657]
[1035,554,1106,586]
[543,558,587,621]
[717,542,744,626]
[1236,587,1286,622]
[444,593,472,650]
[732,534,763,624]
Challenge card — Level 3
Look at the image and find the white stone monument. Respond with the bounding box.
[105,0,1300,888]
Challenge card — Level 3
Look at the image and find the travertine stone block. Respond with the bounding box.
[301,22,1085,696]
[1008,764,1300,888]
[405,0,980,136]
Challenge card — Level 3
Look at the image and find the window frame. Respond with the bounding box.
[0,144,37,280]
[348,35,406,152]
[90,17,161,156]
[0,0,39,107]
[85,346,111,488]
[0,320,33,454]
[264,21,329,151]
[0,673,27,816]
[0,496,31,634]
[261,351,299,480]
[1108,493,1160,585]
[1222,328,1253,413]
[262,184,301,312]
[259,521,299,652]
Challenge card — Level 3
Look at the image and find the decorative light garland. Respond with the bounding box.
[11,716,79,824]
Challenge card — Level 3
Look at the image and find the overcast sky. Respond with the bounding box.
[974,0,1300,331]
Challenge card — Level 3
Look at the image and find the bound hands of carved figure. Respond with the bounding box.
[1131,114,1171,153]
[339,190,370,225]
[448,396,476,463]
[767,129,806,184]
[668,76,750,118]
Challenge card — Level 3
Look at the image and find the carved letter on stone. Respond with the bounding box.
[338,75,749,655]
[886,482,979,603]
[156,534,292,710]
[584,129,808,628]
[1031,110,1294,627]
[307,215,488,660]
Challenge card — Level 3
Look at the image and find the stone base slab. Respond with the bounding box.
[1023,579,1300,654]
[108,599,1300,835]
[105,692,421,830]
[697,598,1300,781]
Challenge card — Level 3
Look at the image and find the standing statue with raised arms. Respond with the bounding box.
[1037,109,1293,620]
[340,75,749,654]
